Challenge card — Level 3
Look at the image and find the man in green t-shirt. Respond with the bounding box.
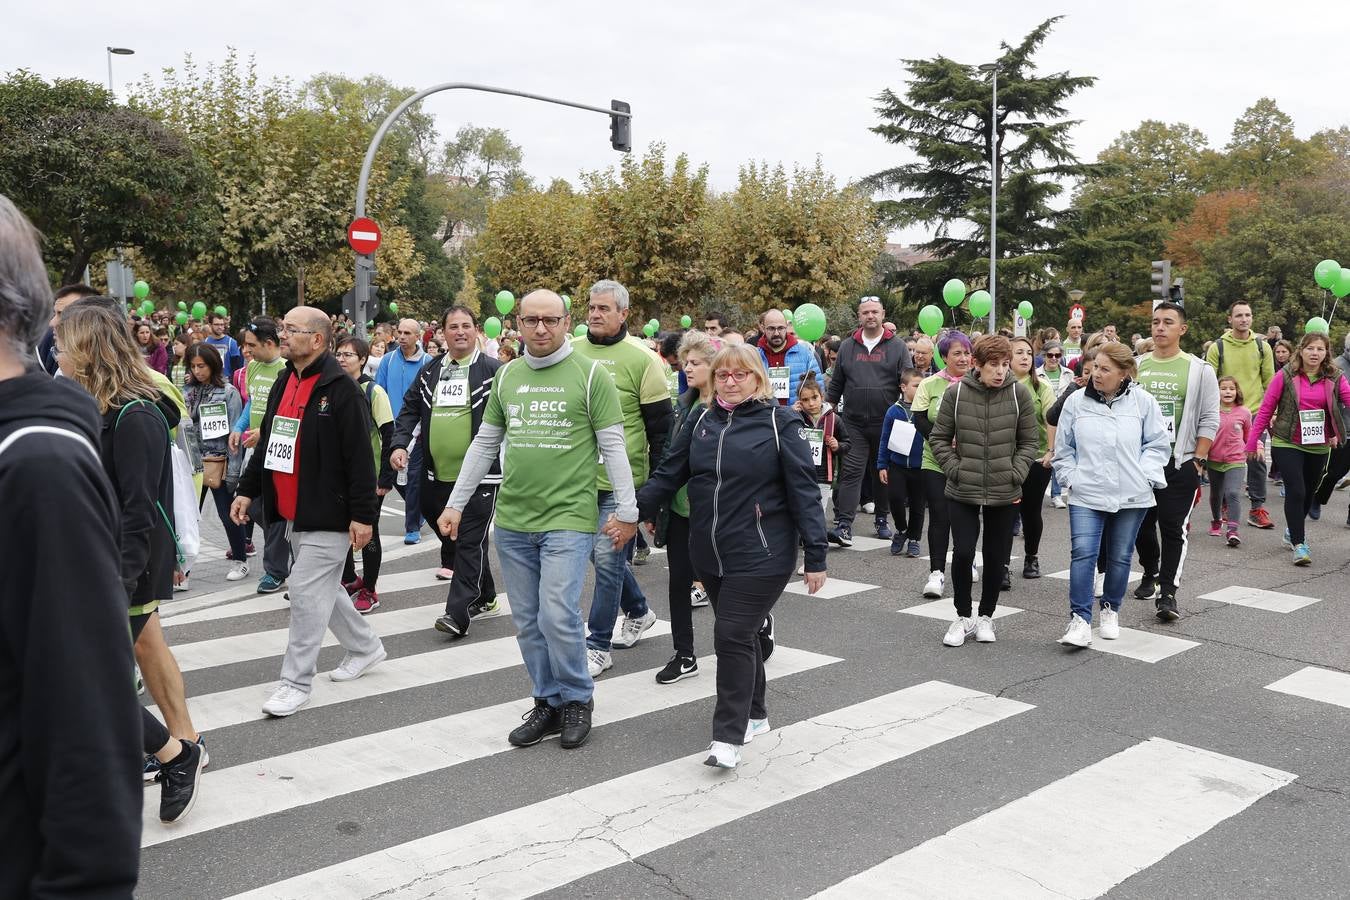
[438,290,637,751]
[570,279,673,677]
[1203,301,1275,528]
[229,317,291,593]
[391,305,502,637]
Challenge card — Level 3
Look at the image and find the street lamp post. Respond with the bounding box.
[106,46,134,97]
[978,63,998,332]
[105,46,135,302]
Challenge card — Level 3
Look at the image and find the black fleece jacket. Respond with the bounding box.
[237,352,378,530]
[0,373,141,899]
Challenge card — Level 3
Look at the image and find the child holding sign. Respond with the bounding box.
[794,372,850,523]
[878,370,925,557]
[183,342,249,581]
[1247,332,1350,566]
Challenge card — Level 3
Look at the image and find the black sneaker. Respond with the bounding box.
[434,613,468,639]
[1134,575,1158,601]
[559,699,594,749]
[1000,566,1012,591]
[1022,555,1041,579]
[508,699,562,747]
[757,614,775,661]
[1156,593,1180,622]
[656,654,699,684]
[834,524,853,548]
[890,539,905,557]
[158,739,205,823]
[875,518,894,540]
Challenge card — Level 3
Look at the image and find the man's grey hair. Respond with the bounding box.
[589,279,629,311]
[0,195,53,366]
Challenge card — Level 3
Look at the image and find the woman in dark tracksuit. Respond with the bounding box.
[638,343,828,771]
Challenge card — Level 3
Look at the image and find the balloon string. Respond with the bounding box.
[1322,290,1327,319]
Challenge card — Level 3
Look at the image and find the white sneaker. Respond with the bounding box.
[972,564,980,583]
[225,561,249,582]
[329,645,387,682]
[1093,571,1105,598]
[690,586,710,607]
[610,609,657,649]
[1058,614,1093,648]
[704,740,740,769]
[586,648,613,677]
[1052,495,1067,509]
[262,684,311,717]
[173,576,190,592]
[797,563,805,576]
[974,615,996,643]
[1099,606,1121,640]
[942,616,975,647]
[745,718,770,744]
[861,502,875,515]
[922,570,945,599]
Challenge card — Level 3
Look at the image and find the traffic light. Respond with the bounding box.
[1169,277,1184,306]
[609,100,631,153]
[1150,259,1172,305]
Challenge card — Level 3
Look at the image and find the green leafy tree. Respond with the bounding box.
[1217,98,1321,190]
[0,70,214,284]
[474,180,587,316]
[434,124,532,241]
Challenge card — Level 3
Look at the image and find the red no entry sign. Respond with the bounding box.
[348,217,382,255]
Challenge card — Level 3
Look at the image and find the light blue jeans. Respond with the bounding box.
[586,490,649,652]
[494,527,594,706]
[1068,505,1149,624]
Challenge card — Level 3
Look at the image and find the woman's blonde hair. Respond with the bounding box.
[57,303,162,413]
[677,329,719,365]
[709,343,774,402]
[1094,341,1137,380]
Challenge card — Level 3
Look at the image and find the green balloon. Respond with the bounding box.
[483,316,502,339]
[680,314,692,328]
[942,278,966,307]
[1333,268,1350,300]
[793,303,827,343]
[388,301,399,314]
[177,301,187,311]
[133,280,150,300]
[175,312,188,326]
[212,305,225,317]
[968,290,992,319]
[191,302,206,319]
[917,304,944,336]
[1017,300,1034,321]
[140,300,154,316]
[495,290,515,316]
[574,324,588,337]
[561,295,571,310]
[1315,259,1341,289]
[643,319,659,337]
[1306,317,1330,335]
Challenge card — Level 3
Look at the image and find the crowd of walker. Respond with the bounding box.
[6,191,1350,894]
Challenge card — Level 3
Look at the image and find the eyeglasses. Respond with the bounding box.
[280,325,317,335]
[1045,353,1062,359]
[715,370,752,384]
[334,351,360,360]
[519,316,565,329]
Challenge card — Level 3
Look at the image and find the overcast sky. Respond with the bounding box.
[8,0,1347,244]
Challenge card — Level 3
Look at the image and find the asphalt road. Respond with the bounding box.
[140,487,1350,898]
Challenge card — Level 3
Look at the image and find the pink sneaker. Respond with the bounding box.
[1226,526,1241,548]
[343,576,364,596]
[434,567,454,581]
[1208,520,1222,537]
[352,589,380,614]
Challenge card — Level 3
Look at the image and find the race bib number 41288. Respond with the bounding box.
[263,416,300,473]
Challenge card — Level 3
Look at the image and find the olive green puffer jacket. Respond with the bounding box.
[930,372,1039,506]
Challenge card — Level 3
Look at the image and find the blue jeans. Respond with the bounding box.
[494,527,593,705]
[586,491,649,652]
[1069,505,1149,623]
[395,441,425,534]
[1050,474,1062,498]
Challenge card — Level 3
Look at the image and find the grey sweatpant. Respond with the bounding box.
[280,529,383,691]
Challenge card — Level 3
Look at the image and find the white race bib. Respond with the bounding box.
[1157,400,1177,444]
[769,366,790,400]
[263,416,300,473]
[199,401,229,440]
[803,428,824,465]
[436,368,469,408]
[1300,409,1326,445]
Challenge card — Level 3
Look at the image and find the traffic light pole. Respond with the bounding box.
[351,83,632,338]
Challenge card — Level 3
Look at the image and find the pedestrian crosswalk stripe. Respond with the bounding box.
[1047,568,1142,585]
[899,599,1022,620]
[783,577,879,599]
[169,599,510,673]
[810,737,1294,898]
[141,645,842,848]
[224,681,1032,900]
[149,621,671,733]
[1265,666,1350,710]
[837,534,891,552]
[1198,585,1320,613]
[1083,626,1199,663]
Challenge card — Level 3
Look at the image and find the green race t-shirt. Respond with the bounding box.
[428,357,475,482]
[1018,374,1057,455]
[246,357,287,432]
[912,372,959,474]
[1136,352,1192,445]
[365,382,393,470]
[485,353,623,533]
[571,334,671,490]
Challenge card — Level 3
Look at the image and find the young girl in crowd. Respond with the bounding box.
[1010,336,1057,582]
[912,331,973,599]
[1247,332,1350,566]
[170,333,191,386]
[877,369,925,558]
[335,335,395,613]
[183,343,249,582]
[136,321,170,375]
[1208,376,1251,547]
[795,371,850,535]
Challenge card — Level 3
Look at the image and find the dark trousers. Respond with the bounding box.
[665,513,696,657]
[700,570,790,745]
[342,494,385,590]
[420,478,498,622]
[922,470,951,573]
[1135,461,1199,594]
[255,499,292,581]
[885,465,925,542]
[948,501,1017,618]
[1313,444,1350,505]
[1273,447,1327,545]
[199,483,247,560]
[834,421,883,527]
[395,440,425,534]
[1020,463,1053,557]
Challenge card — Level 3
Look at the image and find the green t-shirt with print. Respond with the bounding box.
[427,356,475,482]
[1136,352,1191,446]
[912,372,958,474]
[365,382,393,473]
[246,357,287,432]
[484,352,623,534]
[570,333,672,490]
[1018,374,1057,455]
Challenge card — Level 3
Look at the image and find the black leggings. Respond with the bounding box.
[885,466,925,542]
[131,612,171,756]
[1272,447,1327,545]
[1020,462,1053,557]
[342,494,385,590]
[922,470,951,573]
[948,501,1017,618]
[665,513,696,657]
